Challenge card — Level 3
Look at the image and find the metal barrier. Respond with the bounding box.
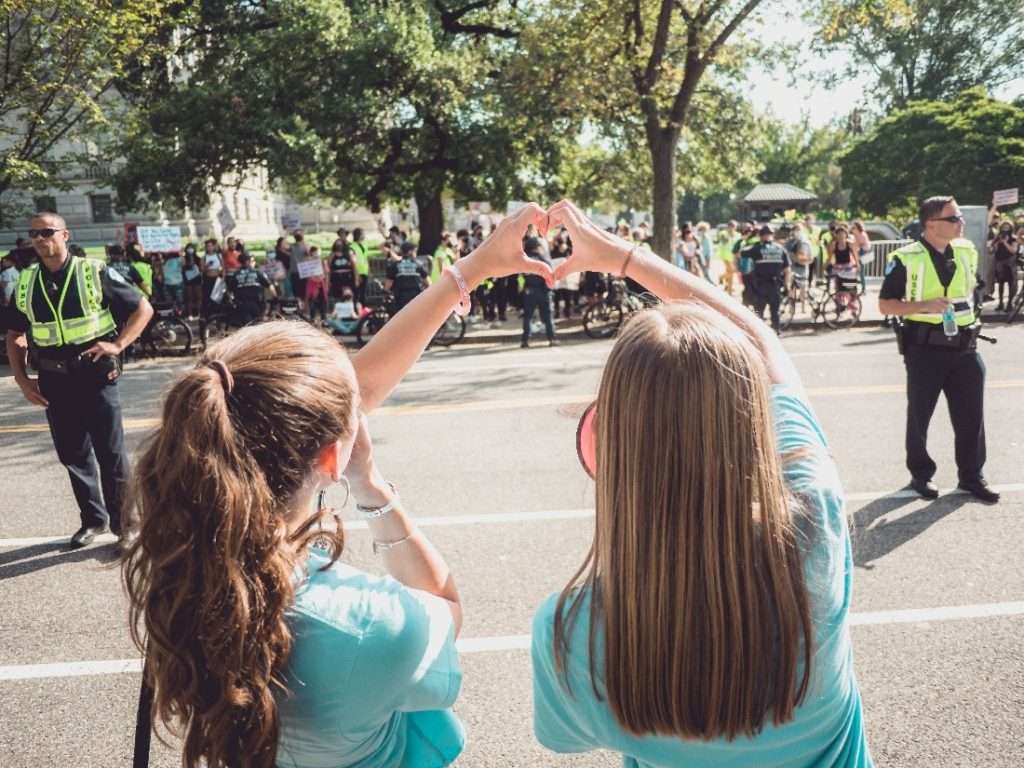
[861,239,913,278]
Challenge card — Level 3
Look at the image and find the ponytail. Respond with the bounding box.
[124,322,356,767]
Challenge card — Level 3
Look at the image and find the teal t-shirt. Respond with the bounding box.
[531,385,872,768]
[276,549,464,768]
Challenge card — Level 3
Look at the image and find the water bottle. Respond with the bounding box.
[942,305,957,338]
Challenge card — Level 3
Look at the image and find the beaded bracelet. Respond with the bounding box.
[445,264,472,316]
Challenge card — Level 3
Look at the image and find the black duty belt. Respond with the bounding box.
[904,322,979,351]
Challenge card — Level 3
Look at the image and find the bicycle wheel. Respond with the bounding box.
[780,296,797,330]
[355,312,388,347]
[430,312,466,347]
[200,316,231,351]
[583,301,624,339]
[147,317,193,356]
[824,292,860,329]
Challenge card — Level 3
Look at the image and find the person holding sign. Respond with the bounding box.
[302,245,329,322]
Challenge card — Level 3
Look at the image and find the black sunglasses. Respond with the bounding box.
[28,227,66,239]
[929,215,964,224]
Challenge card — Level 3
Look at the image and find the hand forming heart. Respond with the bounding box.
[460,199,635,290]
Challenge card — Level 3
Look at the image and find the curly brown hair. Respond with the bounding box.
[123,321,357,767]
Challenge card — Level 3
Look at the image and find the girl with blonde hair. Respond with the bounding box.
[124,205,554,768]
[532,200,872,767]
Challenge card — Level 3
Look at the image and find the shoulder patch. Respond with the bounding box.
[106,266,127,285]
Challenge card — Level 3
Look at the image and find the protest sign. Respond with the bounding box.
[297,257,324,279]
[137,226,181,253]
[993,188,1019,207]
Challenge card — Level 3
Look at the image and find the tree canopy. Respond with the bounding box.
[813,0,1024,110]
[840,88,1024,214]
[0,0,176,225]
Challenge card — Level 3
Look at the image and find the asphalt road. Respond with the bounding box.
[1,320,1023,767]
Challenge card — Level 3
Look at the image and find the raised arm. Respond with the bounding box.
[352,203,553,412]
[548,200,803,393]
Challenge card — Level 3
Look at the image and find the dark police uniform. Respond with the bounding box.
[879,237,987,486]
[7,255,142,535]
[226,265,271,326]
[386,256,428,312]
[748,240,790,332]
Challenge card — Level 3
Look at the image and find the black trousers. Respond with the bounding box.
[751,279,782,331]
[39,371,132,533]
[904,344,987,483]
[522,287,554,341]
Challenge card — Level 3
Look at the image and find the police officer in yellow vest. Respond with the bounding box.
[878,196,999,504]
[4,213,154,548]
[351,228,371,309]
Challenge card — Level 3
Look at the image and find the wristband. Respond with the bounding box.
[445,264,472,317]
[356,481,399,519]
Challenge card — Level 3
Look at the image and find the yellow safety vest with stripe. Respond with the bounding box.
[131,260,153,296]
[897,239,977,326]
[15,257,116,348]
[351,242,370,276]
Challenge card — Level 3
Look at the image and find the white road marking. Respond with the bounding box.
[2,600,1022,681]
[2,485,1022,548]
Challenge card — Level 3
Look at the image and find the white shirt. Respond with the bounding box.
[0,265,18,304]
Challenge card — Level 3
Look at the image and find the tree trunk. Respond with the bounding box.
[414,178,445,257]
[648,129,679,261]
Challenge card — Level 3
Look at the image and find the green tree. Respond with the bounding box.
[813,0,1024,109]
[751,118,851,208]
[520,0,772,259]
[114,0,557,254]
[0,0,177,225]
[839,88,1024,214]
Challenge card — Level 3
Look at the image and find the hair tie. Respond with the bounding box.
[208,359,234,395]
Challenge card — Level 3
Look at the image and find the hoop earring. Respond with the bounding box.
[317,476,351,512]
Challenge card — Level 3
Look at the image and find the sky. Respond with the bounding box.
[744,10,1024,127]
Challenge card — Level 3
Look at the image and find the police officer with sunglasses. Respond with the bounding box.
[878,196,999,504]
[4,213,154,549]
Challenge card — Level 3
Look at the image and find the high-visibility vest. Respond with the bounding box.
[15,257,116,348]
[132,260,153,296]
[897,239,977,326]
[431,247,451,283]
[351,242,370,276]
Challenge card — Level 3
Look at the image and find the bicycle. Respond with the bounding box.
[354,280,467,348]
[132,302,193,357]
[582,277,659,339]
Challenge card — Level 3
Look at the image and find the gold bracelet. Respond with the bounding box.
[619,244,638,277]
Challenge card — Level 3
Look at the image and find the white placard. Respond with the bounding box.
[136,226,181,252]
[281,212,302,231]
[993,188,1019,207]
[297,257,323,279]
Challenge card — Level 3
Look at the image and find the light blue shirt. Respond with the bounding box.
[276,549,464,768]
[162,255,184,286]
[532,385,872,768]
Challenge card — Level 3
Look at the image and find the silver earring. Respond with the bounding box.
[317,476,351,512]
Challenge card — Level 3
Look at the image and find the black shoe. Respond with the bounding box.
[548,339,560,347]
[70,525,108,549]
[958,480,1000,504]
[520,340,530,349]
[910,477,939,500]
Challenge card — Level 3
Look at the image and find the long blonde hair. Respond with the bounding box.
[123,322,357,767]
[553,303,813,740]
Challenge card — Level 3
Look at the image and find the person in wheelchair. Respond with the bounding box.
[227,251,275,327]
